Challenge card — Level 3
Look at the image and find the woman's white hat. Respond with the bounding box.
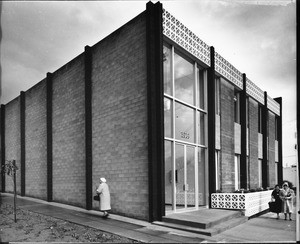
[100,177,106,183]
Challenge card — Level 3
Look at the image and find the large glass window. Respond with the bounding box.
[275,117,278,140]
[175,102,195,143]
[164,140,173,210]
[174,52,194,105]
[234,90,240,124]
[197,111,206,145]
[163,45,172,96]
[198,68,205,110]
[163,43,208,211]
[164,98,172,138]
[215,151,221,191]
[198,147,206,205]
[258,106,263,133]
[234,155,240,190]
[215,77,220,115]
[258,159,262,187]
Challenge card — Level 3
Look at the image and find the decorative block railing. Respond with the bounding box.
[246,78,264,105]
[215,52,243,89]
[162,8,281,117]
[211,190,272,217]
[267,94,280,116]
[162,9,211,67]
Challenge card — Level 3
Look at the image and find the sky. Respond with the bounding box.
[0,0,297,166]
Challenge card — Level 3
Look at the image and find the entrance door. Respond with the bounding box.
[175,143,196,210]
[164,141,206,213]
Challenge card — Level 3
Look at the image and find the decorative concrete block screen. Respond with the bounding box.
[211,190,272,217]
[162,9,211,67]
[162,8,280,116]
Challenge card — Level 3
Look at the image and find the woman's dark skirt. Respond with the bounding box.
[269,200,282,213]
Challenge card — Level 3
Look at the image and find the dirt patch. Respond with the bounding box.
[0,204,138,243]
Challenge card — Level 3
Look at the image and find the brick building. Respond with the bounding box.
[0,2,282,222]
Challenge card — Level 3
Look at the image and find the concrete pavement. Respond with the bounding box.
[0,193,297,243]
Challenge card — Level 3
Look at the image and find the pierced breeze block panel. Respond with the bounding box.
[211,190,272,217]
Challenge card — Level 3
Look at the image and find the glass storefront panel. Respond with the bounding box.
[175,144,185,209]
[197,111,206,145]
[174,52,194,105]
[198,68,205,110]
[175,102,195,143]
[164,98,172,138]
[164,140,173,210]
[200,112,206,145]
[186,146,195,207]
[198,147,206,206]
[163,43,208,212]
[163,45,172,96]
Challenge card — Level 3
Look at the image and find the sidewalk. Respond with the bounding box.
[0,193,297,243]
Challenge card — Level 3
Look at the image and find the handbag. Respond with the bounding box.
[93,195,100,201]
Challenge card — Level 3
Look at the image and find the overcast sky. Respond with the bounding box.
[0,0,297,167]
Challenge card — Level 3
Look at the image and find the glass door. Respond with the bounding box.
[175,143,196,210]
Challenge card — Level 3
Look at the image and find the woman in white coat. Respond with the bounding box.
[96,177,111,218]
[280,182,295,221]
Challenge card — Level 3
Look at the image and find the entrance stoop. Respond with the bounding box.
[152,208,248,236]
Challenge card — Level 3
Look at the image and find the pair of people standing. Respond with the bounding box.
[271,182,294,220]
[96,177,111,218]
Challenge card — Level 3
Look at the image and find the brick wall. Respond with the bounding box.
[268,111,276,186]
[52,55,86,208]
[220,79,235,192]
[91,13,149,220]
[25,80,47,200]
[4,98,21,193]
[248,98,259,188]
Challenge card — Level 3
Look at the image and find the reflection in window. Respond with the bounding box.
[258,106,263,133]
[163,45,172,96]
[198,147,206,205]
[215,151,221,191]
[164,98,172,138]
[199,112,205,145]
[215,78,220,115]
[174,52,194,105]
[175,102,194,143]
[164,140,172,207]
[258,159,262,187]
[234,90,240,124]
[234,155,240,190]
[198,68,205,110]
[197,111,205,145]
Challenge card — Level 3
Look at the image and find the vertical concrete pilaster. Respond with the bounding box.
[262,92,269,188]
[0,105,5,192]
[146,1,164,222]
[240,74,248,189]
[20,91,26,196]
[208,46,216,200]
[85,45,93,210]
[46,72,53,202]
[274,97,283,183]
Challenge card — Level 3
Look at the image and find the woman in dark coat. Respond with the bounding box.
[270,184,282,219]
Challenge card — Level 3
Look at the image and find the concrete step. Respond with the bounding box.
[161,209,242,229]
[153,215,248,236]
